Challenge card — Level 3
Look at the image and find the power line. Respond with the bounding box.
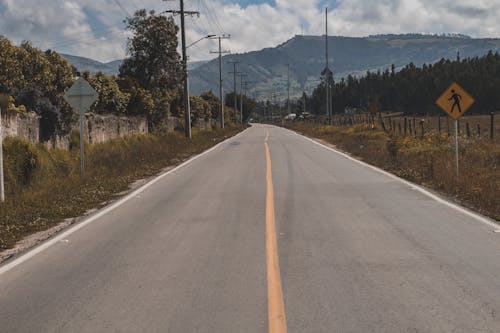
[199,0,225,34]
[113,0,132,17]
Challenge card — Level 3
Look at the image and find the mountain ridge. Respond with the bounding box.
[61,34,500,100]
[190,34,500,100]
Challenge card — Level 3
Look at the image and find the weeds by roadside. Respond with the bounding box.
[286,122,499,221]
[0,126,244,250]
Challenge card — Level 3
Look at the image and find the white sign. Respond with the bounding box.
[64,77,98,114]
[64,77,98,178]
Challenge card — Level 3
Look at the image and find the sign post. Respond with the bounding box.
[435,82,475,179]
[64,77,98,178]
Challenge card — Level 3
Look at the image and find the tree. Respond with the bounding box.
[200,91,221,120]
[224,92,256,122]
[16,85,59,141]
[119,10,181,95]
[84,72,130,115]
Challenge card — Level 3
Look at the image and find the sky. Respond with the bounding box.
[0,0,499,63]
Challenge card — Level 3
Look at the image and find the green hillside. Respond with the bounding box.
[189,34,500,100]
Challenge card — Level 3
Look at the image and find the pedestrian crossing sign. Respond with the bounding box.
[436,82,475,120]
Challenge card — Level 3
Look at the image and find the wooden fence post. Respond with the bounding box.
[438,114,441,136]
[491,112,495,141]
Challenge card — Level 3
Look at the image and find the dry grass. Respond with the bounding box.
[0,126,244,250]
[287,122,500,221]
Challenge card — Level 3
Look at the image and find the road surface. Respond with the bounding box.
[1,124,500,332]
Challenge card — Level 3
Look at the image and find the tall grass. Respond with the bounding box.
[0,127,244,250]
[287,122,499,221]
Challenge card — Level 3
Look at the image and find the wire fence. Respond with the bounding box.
[315,112,500,143]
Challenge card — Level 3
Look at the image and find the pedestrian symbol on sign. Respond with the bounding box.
[435,82,474,120]
[449,90,462,114]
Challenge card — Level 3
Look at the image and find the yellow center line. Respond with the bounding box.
[265,141,287,333]
[265,129,269,142]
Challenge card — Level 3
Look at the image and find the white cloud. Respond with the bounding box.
[0,0,499,62]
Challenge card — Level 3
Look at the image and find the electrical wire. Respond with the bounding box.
[112,0,132,17]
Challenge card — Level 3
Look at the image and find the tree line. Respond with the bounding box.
[306,51,500,116]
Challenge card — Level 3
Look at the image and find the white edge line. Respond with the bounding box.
[279,126,500,231]
[0,128,250,275]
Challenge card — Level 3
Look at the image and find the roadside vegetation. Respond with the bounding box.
[285,121,499,221]
[0,126,244,251]
[0,8,256,253]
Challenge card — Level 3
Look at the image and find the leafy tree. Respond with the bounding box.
[200,91,221,120]
[117,76,155,117]
[224,92,256,122]
[83,72,130,115]
[119,9,181,94]
[190,95,211,124]
[16,85,59,141]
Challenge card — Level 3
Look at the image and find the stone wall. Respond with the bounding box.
[2,110,217,150]
[84,113,148,145]
[0,109,40,144]
[2,110,149,150]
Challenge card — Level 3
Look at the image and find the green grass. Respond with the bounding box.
[286,122,500,221]
[0,126,244,250]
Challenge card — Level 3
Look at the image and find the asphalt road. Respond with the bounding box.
[1,124,500,332]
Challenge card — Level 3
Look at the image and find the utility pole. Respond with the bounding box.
[303,92,306,115]
[271,90,276,123]
[239,73,247,124]
[0,105,4,202]
[210,34,230,128]
[228,60,240,123]
[326,7,329,124]
[287,63,291,115]
[164,1,199,139]
[324,7,333,125]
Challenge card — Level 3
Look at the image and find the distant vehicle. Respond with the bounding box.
[284,113,297,120]
[298,112,312,120]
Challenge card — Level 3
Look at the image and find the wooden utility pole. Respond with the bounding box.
[164,1,199,138]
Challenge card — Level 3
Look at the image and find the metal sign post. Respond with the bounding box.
[0,105,4,202]
[79,98,85,178]
[64,77,98,178]
[435,82,475,180]
[454,119,459,178]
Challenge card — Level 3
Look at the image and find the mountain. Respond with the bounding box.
[189,34,500,100]
[61,54,122,76]
[63,54,209,75]
[188,60,210,70]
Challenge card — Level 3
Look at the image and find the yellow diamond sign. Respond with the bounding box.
[436,82,475,120]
